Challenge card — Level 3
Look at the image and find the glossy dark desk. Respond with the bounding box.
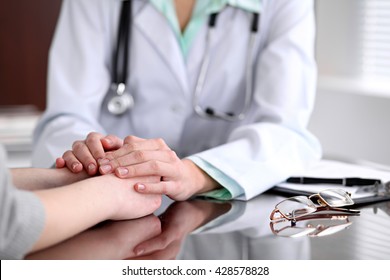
[26,194,390,260]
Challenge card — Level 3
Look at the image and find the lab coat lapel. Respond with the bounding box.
[133,3,190,96]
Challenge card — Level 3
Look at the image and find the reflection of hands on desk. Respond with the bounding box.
[191,194,281,237]
[26,215,161,260]
[178,195,311,260]
[129,200,231,260]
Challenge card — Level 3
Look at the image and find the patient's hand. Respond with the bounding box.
[11,167,90,191]
[100,174,162,221]
[56,132,124,175]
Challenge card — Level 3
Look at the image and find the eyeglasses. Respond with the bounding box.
[270,189,361,222]
[270,214,355,238]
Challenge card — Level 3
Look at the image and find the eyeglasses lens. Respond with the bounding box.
[314,222,352,237]
[277,196,317,220]
[319,189,354,207]
[276,226,316,238]
[274,218,352,238]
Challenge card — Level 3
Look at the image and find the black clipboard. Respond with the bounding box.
[267,186,390,208]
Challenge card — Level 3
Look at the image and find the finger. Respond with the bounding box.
[55,157,65,168]
[84,132,106,161]
[62,150,84,173]
[132,241,180,260]
[101,150,178,174]
[104,138,146,161]
[101,134,124,151]
[128,175,161,184]
[123,135,145,144]
[135,181,190,201]
[133,232,174,256]
[134,181,174,196]
[113,160,177,178]
[106,137,170,161]
[72,140,99,175]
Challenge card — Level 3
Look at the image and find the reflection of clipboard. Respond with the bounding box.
[266,159,390,207]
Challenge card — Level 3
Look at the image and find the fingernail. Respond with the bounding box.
[135,248,144,256]
[117,167,128,176]
[136,184,146,191]
[104,138,112,145]
[99,158,110,165]
[100,164,112,173]
[88,163,96,172]
[72,163,79,171]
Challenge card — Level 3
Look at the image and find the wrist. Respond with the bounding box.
[182,159,220,195]
[54,168,90,186]
[82,175,119,220]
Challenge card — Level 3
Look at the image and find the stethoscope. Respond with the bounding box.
[107,0,134,116]
[108,0,260,122]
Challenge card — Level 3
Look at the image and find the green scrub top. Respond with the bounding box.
[149,0,262,58]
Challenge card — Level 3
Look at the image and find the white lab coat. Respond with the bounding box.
[33,0,321,200]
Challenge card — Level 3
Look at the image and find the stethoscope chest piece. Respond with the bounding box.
[107,83,134,115]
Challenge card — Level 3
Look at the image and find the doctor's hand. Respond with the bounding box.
[98,136,220,201]
[56,132,124,175]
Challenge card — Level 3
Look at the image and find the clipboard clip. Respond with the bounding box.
[286,176,381,186]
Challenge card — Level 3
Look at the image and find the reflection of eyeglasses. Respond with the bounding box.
[270,189,361,222]
[270,214,355,238]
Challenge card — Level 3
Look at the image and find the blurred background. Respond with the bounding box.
[0,0,61,167]
[310,0,390,168]
[0,0,389,168]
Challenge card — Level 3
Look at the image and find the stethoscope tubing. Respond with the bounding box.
[192,12,259,122]
[108,1,260,121]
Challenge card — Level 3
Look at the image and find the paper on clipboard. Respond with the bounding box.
[277,159,390,200]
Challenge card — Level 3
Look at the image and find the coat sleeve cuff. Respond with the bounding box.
[187,155,244,200]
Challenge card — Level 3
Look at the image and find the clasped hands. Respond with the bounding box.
[56,132,219,201]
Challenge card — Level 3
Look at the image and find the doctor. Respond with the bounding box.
[33,0,321,201]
